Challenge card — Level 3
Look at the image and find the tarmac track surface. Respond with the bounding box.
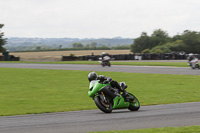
[0,63,200,132]
[1,63,200,75]
[0,102,199,133]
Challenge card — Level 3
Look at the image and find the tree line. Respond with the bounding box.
[0,24,6,52]
[131,29,200,54]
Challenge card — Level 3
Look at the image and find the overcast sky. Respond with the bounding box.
[0,0,200,38]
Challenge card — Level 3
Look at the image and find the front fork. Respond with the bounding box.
[100,92,108,103]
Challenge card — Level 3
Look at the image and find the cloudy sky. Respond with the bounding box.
[0,0,200,38]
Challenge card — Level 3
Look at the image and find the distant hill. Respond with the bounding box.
[5,37,134,51]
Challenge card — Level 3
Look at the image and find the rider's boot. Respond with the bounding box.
[122,89,135,102]
[121,90,130,102]
[122,91,127,99]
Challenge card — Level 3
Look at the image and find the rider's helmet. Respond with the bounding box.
[88,72,98,82]
[188,53,195,60]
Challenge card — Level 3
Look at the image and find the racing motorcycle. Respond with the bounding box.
[188,58,200,69]
[88,77,140,113]
[98,56,111,67]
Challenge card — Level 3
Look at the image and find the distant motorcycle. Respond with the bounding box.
[188,58,200,69]
[98,56,111,67]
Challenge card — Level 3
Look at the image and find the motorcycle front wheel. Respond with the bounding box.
[94,95,112,113]
[127,93,140,111]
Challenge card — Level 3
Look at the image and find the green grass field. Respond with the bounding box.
[0,60,188,67]
[0,67,199,116]
[89,126,200,133]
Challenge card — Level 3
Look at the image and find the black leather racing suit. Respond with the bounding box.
[97,76,127,98]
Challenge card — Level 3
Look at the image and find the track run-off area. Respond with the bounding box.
[0,63,200,133]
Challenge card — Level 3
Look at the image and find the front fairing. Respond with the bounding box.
[88,80,110,98]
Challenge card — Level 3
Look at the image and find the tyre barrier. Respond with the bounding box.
[0,55,20,61]
[62,53,188,61]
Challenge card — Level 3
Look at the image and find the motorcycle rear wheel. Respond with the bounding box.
[127,93,140,111]
[191,63,196,69]
[196,64,200,69]
[94,95,112,113]
[108,62,111,67]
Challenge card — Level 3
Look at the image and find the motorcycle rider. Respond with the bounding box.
[101,52,110,58]
[88,72,129,100]
[100,52,111,67]
[101,52,111,61]
[188,53,196,66]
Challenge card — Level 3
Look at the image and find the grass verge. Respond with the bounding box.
[89,126,200,133]
[0,61,188,67]
[0,68,199,116]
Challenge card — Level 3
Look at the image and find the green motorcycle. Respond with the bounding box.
[88,78,140,113]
